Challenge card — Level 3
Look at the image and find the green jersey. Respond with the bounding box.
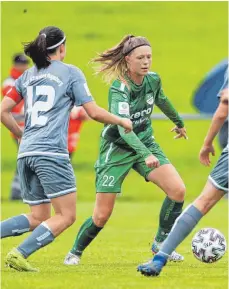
[101,72,184,159]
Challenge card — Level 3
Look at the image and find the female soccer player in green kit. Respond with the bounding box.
[64,35,188,265]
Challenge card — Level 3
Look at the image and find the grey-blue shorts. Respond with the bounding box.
[17,155,76,206]
[209,145,228,193]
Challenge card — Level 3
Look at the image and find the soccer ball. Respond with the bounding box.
[191,228,227,263]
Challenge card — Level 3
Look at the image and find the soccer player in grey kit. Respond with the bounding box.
[0,26,132,272]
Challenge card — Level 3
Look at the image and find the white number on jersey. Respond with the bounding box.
[27,85,55,127]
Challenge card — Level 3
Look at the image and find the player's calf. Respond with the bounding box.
[0,215,30,238]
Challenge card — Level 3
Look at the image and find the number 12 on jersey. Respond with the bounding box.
[27,85,55,127]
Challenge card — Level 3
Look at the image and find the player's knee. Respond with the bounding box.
[64,213,76,228]
[168,183,186,202]
[179,184,186,199]
[29,213,50,229]
[93,211,111,227]
[194,195,213,215]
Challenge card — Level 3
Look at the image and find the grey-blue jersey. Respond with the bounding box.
[15,60,93,159]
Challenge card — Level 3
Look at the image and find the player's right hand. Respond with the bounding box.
[171,126,188,139]
[199,144,215,166]
[119,118,133,133]
[145,155,160,168]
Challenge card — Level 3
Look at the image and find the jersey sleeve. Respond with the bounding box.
[118,127,152,158]
[154,75,184,128]
[154,74,170,105]
[69,66,94,106]
[109,88,130,118]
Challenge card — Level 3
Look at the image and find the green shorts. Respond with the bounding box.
[95,138,170,193]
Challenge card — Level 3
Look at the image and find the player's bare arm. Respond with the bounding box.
[1,96,23,138]
[199,88,228,166]
[83,101,132,133]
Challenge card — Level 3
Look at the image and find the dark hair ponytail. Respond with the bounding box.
[24,26,66,70]
[24,34,49,69]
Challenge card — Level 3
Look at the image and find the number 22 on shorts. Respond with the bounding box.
[102,175,115,187]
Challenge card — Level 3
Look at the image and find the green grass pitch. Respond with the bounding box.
[1,2,228,289]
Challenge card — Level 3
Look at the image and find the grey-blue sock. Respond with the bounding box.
[159,204,203,258]
[0,214,30,238]
[17,222,55,258]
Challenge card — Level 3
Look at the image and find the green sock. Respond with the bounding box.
[155,196,184,243]
[71,217,103,256]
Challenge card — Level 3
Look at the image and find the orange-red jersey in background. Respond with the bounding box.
[68,106,89,154]
[2,67,25,139]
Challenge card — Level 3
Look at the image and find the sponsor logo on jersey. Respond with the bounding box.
[130,107,152,120]
[118,102,130,115]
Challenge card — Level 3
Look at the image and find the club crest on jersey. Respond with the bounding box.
[146,93,155,105]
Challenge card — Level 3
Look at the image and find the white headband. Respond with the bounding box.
[46,36,66,50]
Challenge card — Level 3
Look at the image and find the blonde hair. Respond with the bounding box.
[92,35,151,84]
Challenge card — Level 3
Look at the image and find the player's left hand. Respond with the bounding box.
[199,144,215,166]
[171,126,188,139]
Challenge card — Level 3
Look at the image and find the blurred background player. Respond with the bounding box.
[68,106,90,159]
[2,53,29,200]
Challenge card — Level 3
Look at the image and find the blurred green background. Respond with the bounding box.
[1,1,228,202]
[1,2,228,289]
